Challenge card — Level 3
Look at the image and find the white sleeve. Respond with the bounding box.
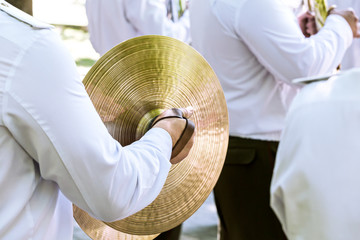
[4,29,172,221]
[235,0,353,84]
[124,0,191,43]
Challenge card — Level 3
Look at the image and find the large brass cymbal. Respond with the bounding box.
[73,35,229,239]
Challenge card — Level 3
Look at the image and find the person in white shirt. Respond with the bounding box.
[85,0,191,56]
[270,68,360,239]
[0,1,195,239]
[328,0,360,69]
[86,1,192,238]
[190,0,359,239]
[85,0,191,240]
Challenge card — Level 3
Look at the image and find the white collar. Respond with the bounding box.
[0,0,53,29]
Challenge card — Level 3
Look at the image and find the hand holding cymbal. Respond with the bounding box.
[151,106,196,164]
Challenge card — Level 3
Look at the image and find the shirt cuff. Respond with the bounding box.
[145,127,173,160]
[325,14,353,49]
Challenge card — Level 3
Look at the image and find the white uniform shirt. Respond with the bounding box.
[190,0,353,141]
[85,0,191,56]
[0,2,172,239]
[328,0,360,70]
[270,68,360,239]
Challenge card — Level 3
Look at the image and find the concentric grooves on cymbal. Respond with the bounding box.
[73,35,228,239]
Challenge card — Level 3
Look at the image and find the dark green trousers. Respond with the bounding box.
[214,136,287,240]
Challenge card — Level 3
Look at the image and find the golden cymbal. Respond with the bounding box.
[73,35,229,239]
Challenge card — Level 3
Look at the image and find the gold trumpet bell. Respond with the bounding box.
[73,35,229,239]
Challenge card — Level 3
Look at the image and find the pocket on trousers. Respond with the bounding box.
[225,148,256,165]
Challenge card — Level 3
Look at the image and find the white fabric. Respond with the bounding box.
[0,2,172,239]
[190,0,353,141]
[328,0,360,70]
[270,68,360,239]
[85,0,191,56]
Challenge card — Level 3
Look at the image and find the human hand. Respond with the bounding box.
[151,107,195,164]
[298,11,318,37]
[329,6,360,38]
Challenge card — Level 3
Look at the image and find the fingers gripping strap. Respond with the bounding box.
[151,115,183,127]
[147,108,195,159]
[147,108,183,130]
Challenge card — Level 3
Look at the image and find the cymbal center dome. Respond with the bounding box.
[136,108,165,139]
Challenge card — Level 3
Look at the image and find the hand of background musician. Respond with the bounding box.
[329,7,360,38]
[298,11,318,37]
